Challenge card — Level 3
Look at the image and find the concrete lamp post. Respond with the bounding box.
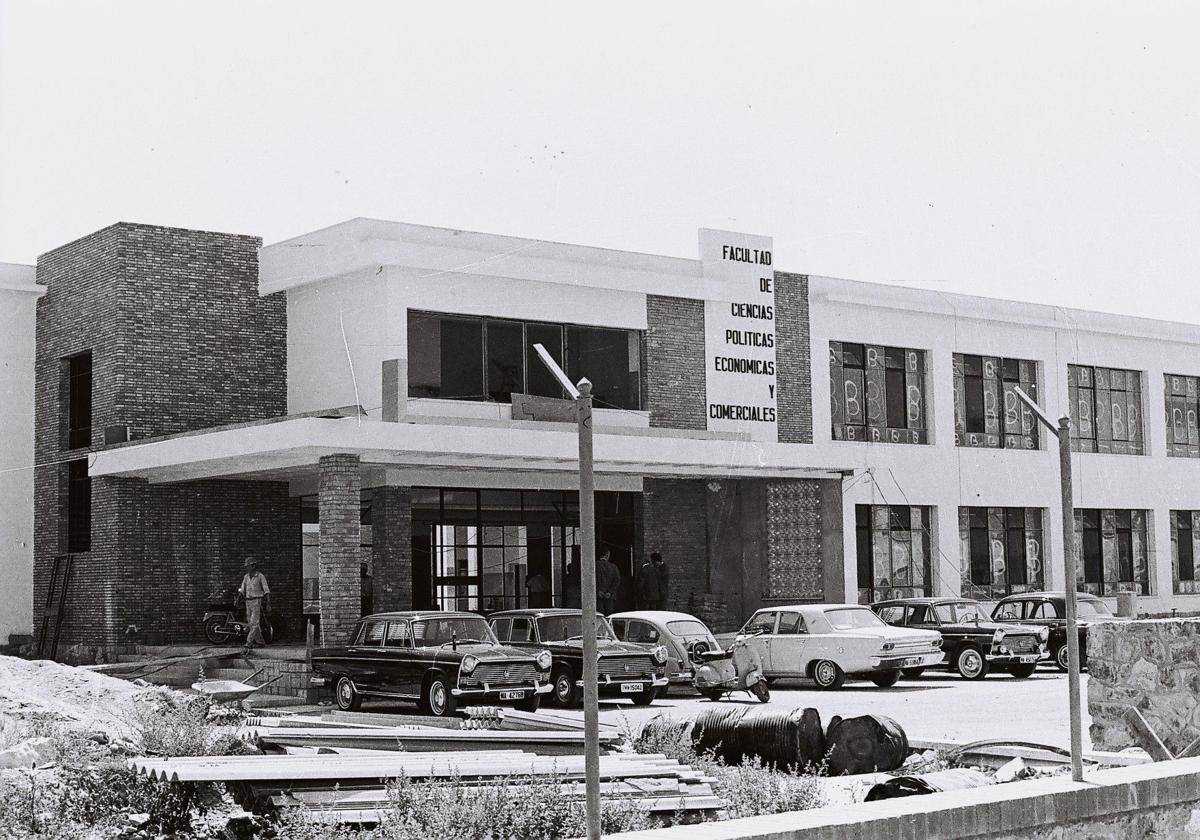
[1012,386,1084,782]
[532,343,602,840]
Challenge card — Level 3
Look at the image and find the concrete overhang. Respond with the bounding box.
[88,416,853,486]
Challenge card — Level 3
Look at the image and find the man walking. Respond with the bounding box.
[596,549,621,614]
[238,556,271,652]
[637,553,661,610]
[653,551,670,610]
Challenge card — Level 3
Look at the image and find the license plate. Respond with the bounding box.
[620,682,643,693]
[902,657,922,667]
[1020,655,1039,663]
[498,690,526,700]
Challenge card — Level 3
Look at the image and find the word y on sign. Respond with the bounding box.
[700,228,778,442]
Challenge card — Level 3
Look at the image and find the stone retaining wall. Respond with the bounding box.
[1087,618,1200,754]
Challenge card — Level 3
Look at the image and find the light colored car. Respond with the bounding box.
[610,611,719,692]
[737,603,944,689]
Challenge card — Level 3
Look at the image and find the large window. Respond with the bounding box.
[66,351,92,450]
[830,343,928,444]
[1068,365,1144,454]
[855,504,933,603]
[958,507,1045,599]
[1074,509,1150,595]
[407,312,642,410]
[952,354,1039,449]
[1172,511,1200,594]
[65,459,91,553]
[1165,374,1200,458]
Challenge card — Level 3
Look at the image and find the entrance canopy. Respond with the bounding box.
[89,414,851,487]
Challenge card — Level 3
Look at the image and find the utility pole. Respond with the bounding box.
[1014,387,1084,782]
[533,344,602,840]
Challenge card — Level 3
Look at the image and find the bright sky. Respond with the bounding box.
[2,2,1198,322]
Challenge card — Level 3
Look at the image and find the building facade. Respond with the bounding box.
[7,217,1200,652]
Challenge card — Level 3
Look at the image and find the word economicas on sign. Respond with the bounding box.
[699,230,778,442]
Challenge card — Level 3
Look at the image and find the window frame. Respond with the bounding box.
[952,353,1040,450]
[829,341,929,445]
[1068,365,1145,455]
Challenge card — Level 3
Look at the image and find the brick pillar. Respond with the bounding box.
[319,454,361,645]
[372,486,412,611]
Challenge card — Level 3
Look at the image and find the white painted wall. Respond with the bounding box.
[808,276,1200,614]
[0,264,44,643]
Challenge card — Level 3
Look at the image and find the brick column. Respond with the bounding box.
[318,454,361,645]
[372,486,412,611]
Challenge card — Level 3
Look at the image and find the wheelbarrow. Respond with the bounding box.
[192,666,285,703]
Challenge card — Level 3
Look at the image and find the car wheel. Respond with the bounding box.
[630,685,658,706]
[552,667,580,708]
[1054,644,1070,672]
[335,676,361,712]
[811,659,845,690]
[421,674,458,718]
[203,616,234,645]
[1009,663,1037,678]
[955,646,990,680]
[901,667,925,678]
[701,688,724,702]
[870,671,901,688]
[514,692,541,713]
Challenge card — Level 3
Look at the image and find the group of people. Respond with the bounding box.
[595,549,671,613]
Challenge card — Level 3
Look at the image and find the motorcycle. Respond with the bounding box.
[692,630,770,703]
[202,593,273,646]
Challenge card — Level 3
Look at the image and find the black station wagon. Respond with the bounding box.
[489,608,668,707]
[991,591,1124,672]
[872,597,1048,680]
[311,611,553,717]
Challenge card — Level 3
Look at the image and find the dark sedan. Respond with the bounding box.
[872,597,1048,680]
[489,608,668,707]
[991,591,1124,672]
[311,611,553,717]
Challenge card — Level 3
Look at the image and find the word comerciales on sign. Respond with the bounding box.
[700,229,778,442]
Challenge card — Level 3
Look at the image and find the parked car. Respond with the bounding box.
[735,603,943,690]
[609,610,719,693]
[310,611,553,717]
[991,591,1124,672]
[871,597,1048,680]
[489,608,668,707]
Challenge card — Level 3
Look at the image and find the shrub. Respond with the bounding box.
[137,693,240,757]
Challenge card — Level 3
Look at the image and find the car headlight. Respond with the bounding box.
[993,629,1006,643]
[881,642,895,652]
[652,645,668,665]
[461,654,479,675]
[931,638,941,648]
[536,650,553,670]
[1039,627,1050,642]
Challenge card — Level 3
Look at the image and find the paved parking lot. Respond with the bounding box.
[572,667,1092,750]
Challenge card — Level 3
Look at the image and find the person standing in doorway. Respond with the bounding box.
[653,551,670,610]
[596,549,621,615]
[239,556,271,652]
[637,553,661,610]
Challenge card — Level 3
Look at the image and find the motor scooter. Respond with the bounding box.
[202,591,273,646]
[692,630,770,702]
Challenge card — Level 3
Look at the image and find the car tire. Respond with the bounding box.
[203,616,235,645]
[1009,663,1037,678]
[955,646,990,680]
[1054,644,1070,672]
[552,666,580,708]
[870,671,901,688]
[630,686,658,706]
[420,674,458,718]
[901,667,925,678]
[514,692,541,713]
[334,676,362,712]
[811,659,846,690]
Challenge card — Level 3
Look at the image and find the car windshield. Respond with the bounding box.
[825,607,887,630]
[666,620,710,637]
[1077,599,1113,617]
[411,617,497,646]
[934,602,987,623]
[538,615,616,641]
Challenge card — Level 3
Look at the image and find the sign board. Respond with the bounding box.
[699,229,777,442]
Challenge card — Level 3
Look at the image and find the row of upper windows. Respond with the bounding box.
[830,341,1200,457]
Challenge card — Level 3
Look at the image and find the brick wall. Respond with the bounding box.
[645,296,707,430]
[641,477,710,604]
[318,454,362,645]
[774,271,813,444]
[372,485,412,612]
[33,223,292,650]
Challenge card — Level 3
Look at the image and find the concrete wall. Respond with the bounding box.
[0,265,44,644]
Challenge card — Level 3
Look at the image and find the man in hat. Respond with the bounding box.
[238,556,271,651]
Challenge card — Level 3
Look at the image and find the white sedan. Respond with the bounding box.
[737,603,943,689]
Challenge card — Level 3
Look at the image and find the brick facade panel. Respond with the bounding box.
[774,271,813,444]
[645,296,707,430]
[319,454,362,645]
[372,486,413,612]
